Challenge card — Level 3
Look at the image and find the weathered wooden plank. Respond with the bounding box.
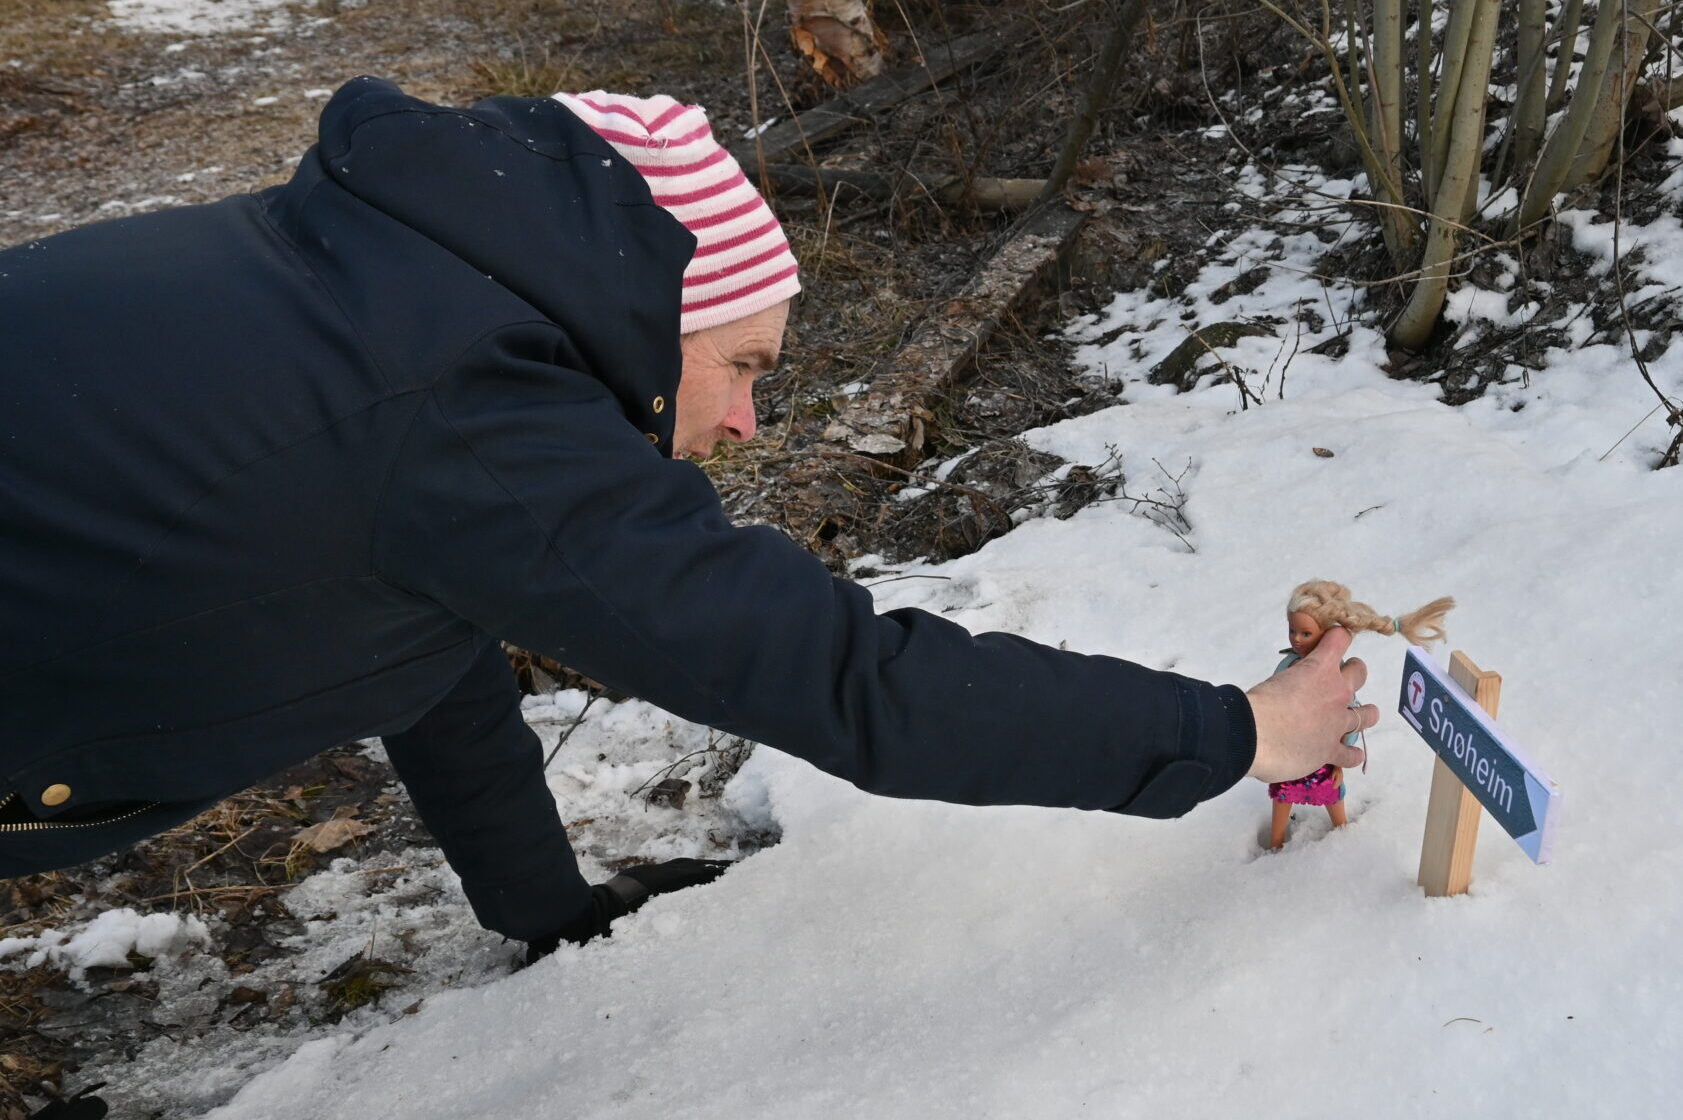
[821,203,1088,467]
[730,29,1004,168]
[755,164,1045,210]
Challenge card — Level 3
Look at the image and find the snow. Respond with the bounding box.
[0,909,209,978]
[1559,205,1683,291]
[106,0,295,35]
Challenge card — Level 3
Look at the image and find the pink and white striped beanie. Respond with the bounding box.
[555,91,801,334]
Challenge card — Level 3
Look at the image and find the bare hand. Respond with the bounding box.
[1244,625,1374,782]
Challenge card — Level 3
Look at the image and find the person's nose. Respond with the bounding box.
[722,381,757,442]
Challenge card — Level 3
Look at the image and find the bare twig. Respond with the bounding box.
[740,1,778,201]
[819,448,1016,530]
[176,825,262,882]
[629,732,751,803]
[1263,311,1306,401]
[1598,400,1670,460]
[135,883,296,905]
[1609,58,1683,466]
[1040,0,1148,201]
[543,690,600,771]
[863,572,955,587]
[1182,323,1264,408]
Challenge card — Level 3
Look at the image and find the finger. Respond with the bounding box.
[1332,740,1367,769]
[1353,702,1379,731]
[1303,623,1352,664]
[1339,655,1369,693]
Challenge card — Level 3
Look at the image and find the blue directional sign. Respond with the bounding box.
[1398,647,1560,864]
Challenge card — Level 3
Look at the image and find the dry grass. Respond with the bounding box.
[0,968,65,1118]
[461,0,741,99]
[470,43,594,99]
[0,0,126,71]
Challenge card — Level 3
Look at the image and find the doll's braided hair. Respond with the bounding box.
[1288,580,1454,647]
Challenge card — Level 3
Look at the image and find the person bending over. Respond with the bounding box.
[0,79,1370,961]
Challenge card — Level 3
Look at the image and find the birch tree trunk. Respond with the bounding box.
[1416,0,1434,184]
[1512,0,1548,174]
[1390,0,1501,350]
[1561,0,1659,191]
[1423,0,1480,203]
[1515,0,1631,231]
[1545,0,1587,111]
[1370,0,1415,262]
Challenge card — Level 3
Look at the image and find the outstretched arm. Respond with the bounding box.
[378,330,1256,820]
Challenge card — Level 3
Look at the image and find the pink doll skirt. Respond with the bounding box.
[1268,764,1345,806]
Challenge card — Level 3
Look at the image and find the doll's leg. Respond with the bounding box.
[1269,801,1291,849]
[1326,767,1348,828]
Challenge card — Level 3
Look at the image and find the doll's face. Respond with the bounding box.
[1287,611,1325,656]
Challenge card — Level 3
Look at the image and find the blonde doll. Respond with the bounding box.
[1267,580,1454,850]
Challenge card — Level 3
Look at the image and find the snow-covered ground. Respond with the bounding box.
[105,0,297,36]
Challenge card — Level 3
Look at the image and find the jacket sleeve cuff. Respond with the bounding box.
[1110,681,1256,819]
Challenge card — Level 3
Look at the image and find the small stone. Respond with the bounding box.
[848,433,907,456]
[646,779,691,809]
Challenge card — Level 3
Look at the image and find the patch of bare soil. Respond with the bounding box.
[1,743,429,1118]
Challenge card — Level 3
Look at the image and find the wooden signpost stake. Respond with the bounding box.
[1416,652,1499,897]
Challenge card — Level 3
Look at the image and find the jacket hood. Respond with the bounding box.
[304,77,694,451]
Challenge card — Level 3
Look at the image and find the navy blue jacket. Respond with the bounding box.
[1,79,1254,940]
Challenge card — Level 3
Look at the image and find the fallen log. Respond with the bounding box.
[754,164,1046,211]
[821,203,1088,468]
[730,29,1004,168]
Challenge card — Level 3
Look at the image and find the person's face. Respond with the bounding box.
[672,300,790,460]
[1287,610,1325,656]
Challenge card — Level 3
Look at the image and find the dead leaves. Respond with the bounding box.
[292,806,374,854]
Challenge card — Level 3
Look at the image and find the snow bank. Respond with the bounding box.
[106,0,294,35]
[0,909,209,978]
